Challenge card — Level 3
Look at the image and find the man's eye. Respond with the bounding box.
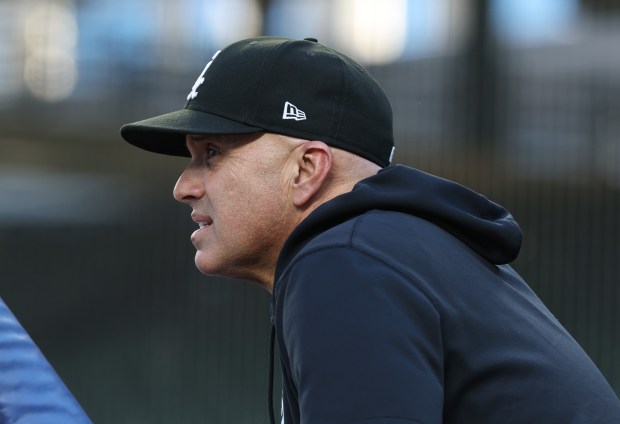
[206,146,220,160]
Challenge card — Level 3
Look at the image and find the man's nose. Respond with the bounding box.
[173,168,205,204]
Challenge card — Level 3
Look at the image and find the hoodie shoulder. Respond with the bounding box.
[276,165,522,280]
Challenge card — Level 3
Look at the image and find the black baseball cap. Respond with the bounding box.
[120,36,395,167]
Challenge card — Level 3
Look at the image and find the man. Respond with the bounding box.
[121,37,620,424]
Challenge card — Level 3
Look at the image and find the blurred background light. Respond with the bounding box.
[23,2,78,102]
[202,0,261,47]
[491,0,581,46]
[24,49,77,103]
[334,0,408,64]
[404,0,471,58]
[266,0,330,41]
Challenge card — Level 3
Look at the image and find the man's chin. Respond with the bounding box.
[194,252,219,276]
[194,252,236,279]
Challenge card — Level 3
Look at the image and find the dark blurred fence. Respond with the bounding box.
[1,1,619,423]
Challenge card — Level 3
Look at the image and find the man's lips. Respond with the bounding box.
[191,212,213,229]
[191,213,213,242]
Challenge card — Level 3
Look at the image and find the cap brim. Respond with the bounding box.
[120,108,264,156]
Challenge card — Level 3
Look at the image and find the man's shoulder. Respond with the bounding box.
[302,209,437,251]
[299,209,461,269]
[280,209,453,291]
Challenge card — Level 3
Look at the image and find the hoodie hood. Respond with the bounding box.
[276,165,522,279]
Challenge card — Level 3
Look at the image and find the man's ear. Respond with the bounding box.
[292,141,333,207]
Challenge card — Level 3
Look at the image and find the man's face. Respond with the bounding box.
[173,133,298,288]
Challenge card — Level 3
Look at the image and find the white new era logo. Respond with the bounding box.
[282,102,307,121]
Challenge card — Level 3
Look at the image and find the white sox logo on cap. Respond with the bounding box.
[188,50,221,100]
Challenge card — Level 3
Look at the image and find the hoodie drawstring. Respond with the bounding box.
[268,324,276,424]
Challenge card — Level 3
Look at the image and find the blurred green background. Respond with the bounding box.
[0,0,618,422]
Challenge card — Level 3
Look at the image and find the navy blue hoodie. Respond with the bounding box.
[271,165,620,424]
